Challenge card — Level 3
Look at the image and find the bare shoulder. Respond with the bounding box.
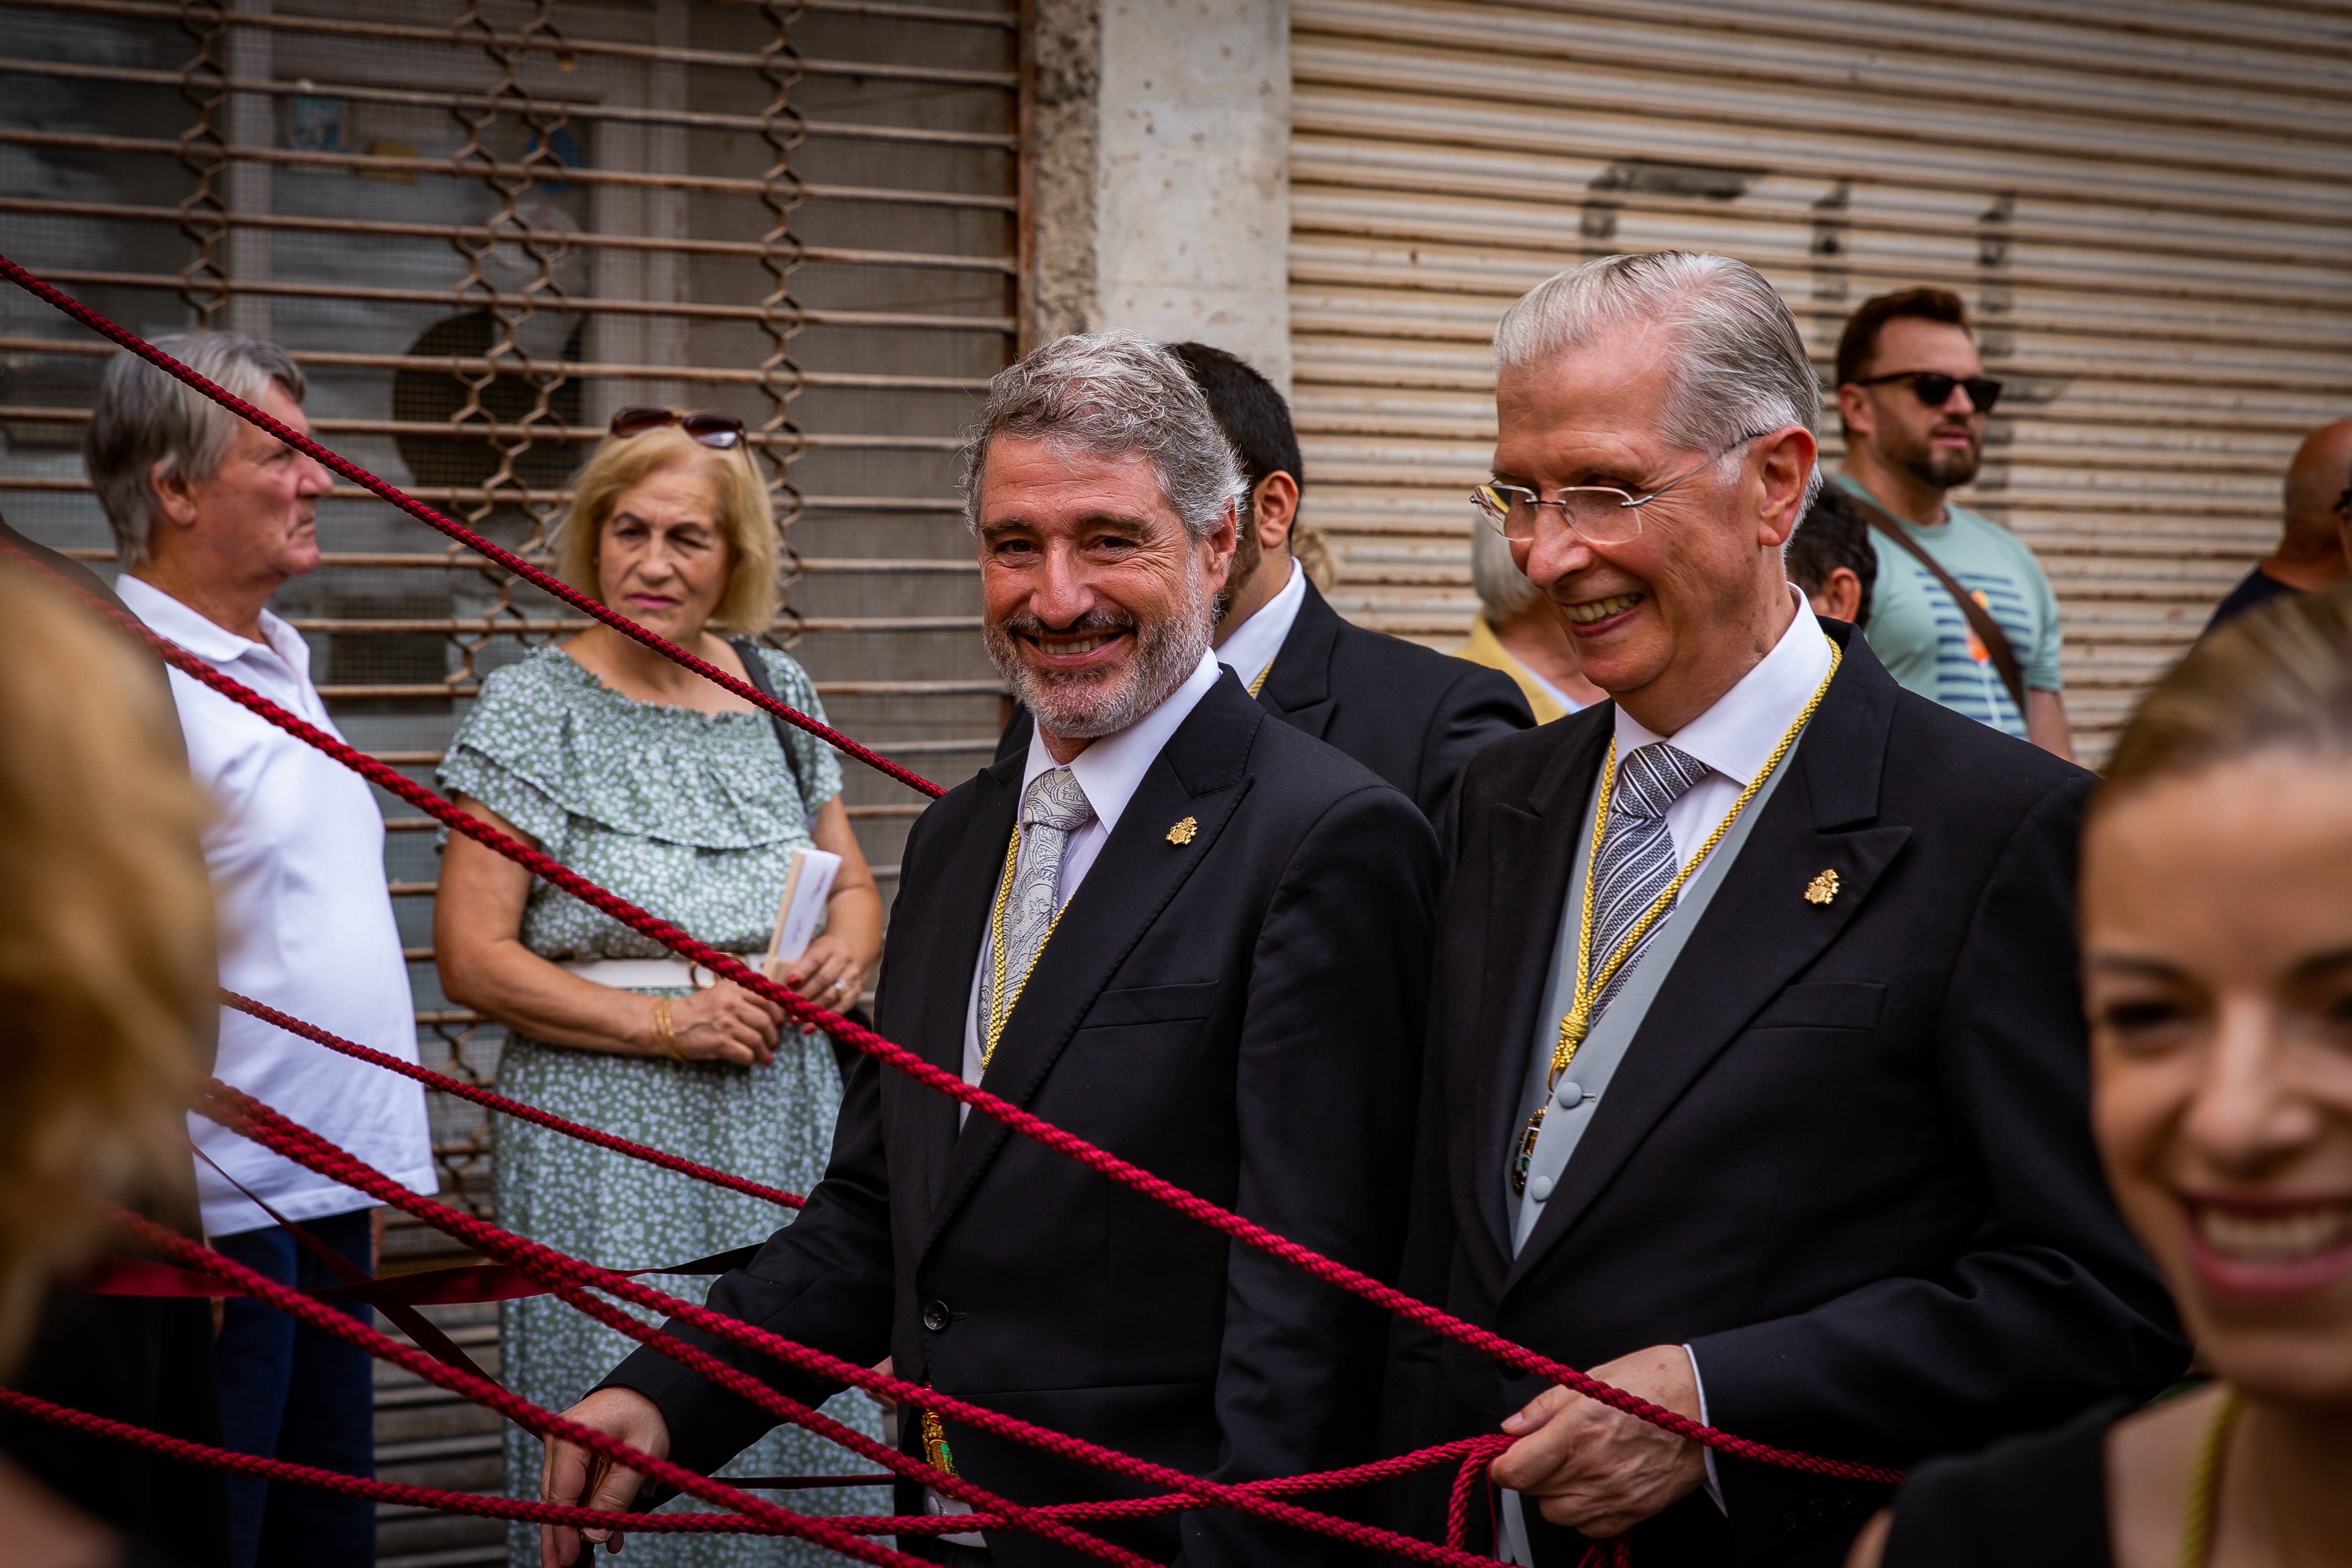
[2106,1384,2219,1568]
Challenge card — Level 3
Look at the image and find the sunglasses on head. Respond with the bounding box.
[608,406,747,449]
[1853,369,2003,415]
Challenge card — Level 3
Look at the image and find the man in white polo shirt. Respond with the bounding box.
[87,332,435,1568]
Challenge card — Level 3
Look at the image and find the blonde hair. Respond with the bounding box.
[556,423,781,634]
[0,569,214,1372]
[2097,587,2352,812]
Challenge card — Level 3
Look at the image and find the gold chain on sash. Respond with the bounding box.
[981,823,1067,1072]
[1511,636,1843,1194]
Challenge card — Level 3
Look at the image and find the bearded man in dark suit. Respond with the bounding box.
[998,342,1534,820]
[1383,252,2185,1567]
[541,332,1440,1568]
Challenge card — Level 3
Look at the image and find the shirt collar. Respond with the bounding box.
[1022,645,1223,836]
[116,573,309,675]
[1613,592,1833,788]
[1213,556,1304,691]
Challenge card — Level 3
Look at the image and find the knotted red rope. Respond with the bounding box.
[7,535,1900,1494]
[0,251,945,801]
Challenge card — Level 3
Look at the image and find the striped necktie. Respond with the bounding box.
[1586,741,1712,1021]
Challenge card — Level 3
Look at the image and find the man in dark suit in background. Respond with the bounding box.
[1000,342,1532,821]
[1385,252,2184,1567]
[543,333,1440,1567]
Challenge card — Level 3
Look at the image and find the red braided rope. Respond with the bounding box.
[0,1385,1511,1542]
[1446,1437,1509,1553]
[0,251,945,801]
[0,1388,778,1536]
[25,545,1897,1491]
[222,988,804,1210]
[104,1209,921,1566]
[196,1077,1512,1568]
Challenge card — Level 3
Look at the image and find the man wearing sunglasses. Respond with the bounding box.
[1832,288,2075,761]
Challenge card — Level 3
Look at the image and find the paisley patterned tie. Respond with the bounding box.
[1586,741,1712,1021]
[980,766,1097,1038]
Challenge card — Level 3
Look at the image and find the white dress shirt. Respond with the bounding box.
[1612,590,1835,860]
[119,576,436,1237]
[1213,556,1305,693]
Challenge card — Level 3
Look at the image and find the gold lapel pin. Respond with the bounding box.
[1167,816,1197,846]
[1803,868,1840,906]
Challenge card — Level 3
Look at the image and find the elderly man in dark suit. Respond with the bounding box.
[1384,252,2185,1567]
[999,342,1534,820]
[542,332,1440,1567]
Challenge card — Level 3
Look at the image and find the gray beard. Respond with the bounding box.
[985,572,1214,741]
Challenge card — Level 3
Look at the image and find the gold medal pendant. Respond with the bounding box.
[1511,1105,1546,1195]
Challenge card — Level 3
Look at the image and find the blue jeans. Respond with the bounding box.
[213,1209,376,1568]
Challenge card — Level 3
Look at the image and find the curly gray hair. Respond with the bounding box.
[1494,252,1821,508]
[958,332,1245,541]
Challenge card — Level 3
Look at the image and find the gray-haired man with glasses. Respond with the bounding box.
[1384,252,2183,1567]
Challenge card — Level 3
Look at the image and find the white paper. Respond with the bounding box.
[762,846,841,976]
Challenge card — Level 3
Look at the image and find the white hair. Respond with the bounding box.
[1494,252,1821,508]
[1470,517,1542,620]
[84,332,307,568]
[958,331,1245,541]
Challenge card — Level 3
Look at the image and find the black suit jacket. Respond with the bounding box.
[606,671,1441,1567]
[999,579,1533,821]
[1385,624,2184,1568]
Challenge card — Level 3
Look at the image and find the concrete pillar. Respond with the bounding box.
[1025,0,1292,395]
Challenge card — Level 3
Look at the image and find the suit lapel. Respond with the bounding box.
[1256,578,1339,739]
[1470,711,1611,1258]
[1501,634,1911,1293]
[917,761,1021,1216]
[920,676,1263,1256]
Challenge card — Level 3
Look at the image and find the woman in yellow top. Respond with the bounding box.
[1452,513,1603,723]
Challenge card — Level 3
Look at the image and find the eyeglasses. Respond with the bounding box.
[609,406,747,449]
[1852,369,2003,414]
[1470,431,1771,544]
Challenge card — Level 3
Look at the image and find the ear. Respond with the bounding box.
[149,457,202,530]
[1754,429,1818,548]
[1836,382,1875,443]
[1250,472,1300,554]
[1818,565,1865,624]
[1201,498,1240,592]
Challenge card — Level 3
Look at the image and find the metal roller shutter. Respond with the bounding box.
[0,2,1013,1556]
[1289,0,2352,762]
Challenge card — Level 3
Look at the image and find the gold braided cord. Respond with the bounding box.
[982,823,1068,1072]
[1547,635,1845,1084]
[1248,658,1275,697]
[2179,1387,2237,1568]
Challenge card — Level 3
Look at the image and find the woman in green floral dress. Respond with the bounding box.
[433,412,886,1567]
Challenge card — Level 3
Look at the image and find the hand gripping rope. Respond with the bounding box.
[0,251,946,803]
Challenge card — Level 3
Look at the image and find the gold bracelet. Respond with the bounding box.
[650,997,687,1062]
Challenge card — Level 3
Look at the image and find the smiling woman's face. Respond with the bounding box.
[594,456,732,642]
[2083,750,2352,1406]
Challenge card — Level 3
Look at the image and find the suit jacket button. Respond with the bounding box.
[922,1300,951,1333]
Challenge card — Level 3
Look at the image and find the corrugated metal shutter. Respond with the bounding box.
[1289,0,2352,762]
[0,2,1013,1558]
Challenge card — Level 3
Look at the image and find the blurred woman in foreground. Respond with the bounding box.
[1854,587,2352,1565]
[0,567,216,1565]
